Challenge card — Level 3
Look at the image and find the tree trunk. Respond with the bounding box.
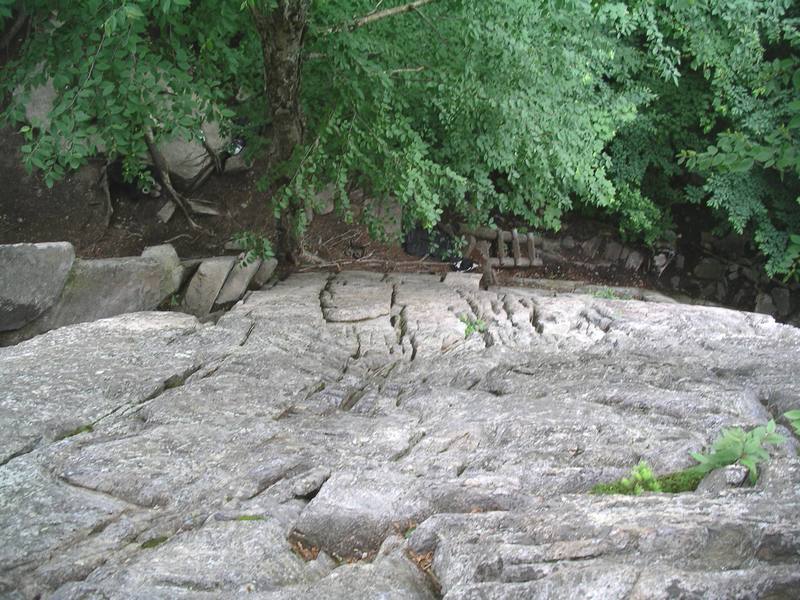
[254,0,310,263]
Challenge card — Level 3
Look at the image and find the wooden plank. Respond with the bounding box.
[476,240,492,259]
[526,234,537,262]
[470,227,497,240]
[496,232,507,263]
[511,229,522,265]
[463,235,476,257]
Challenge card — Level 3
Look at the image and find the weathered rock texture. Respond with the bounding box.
[0,242,74,331]
[0,254,173,346]
[1,271,799,599]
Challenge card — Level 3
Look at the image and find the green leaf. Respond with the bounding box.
[124,4,145,19]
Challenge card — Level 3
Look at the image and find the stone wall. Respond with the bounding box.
[0,242,277,346]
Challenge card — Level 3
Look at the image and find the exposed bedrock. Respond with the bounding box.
[1,271,798,598]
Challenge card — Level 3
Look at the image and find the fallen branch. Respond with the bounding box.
[387,66,426,75]
[297,257,448,272]
[326,0,438,34]
[162,233,195,244]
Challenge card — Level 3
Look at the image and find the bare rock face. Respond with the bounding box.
[0,242,74,331]
[1,271,799,599]
[0,256,176,346]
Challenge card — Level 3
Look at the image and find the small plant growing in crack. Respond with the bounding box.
[593,420,785,495]
[235,514,265,521]
[459,314,487,338]
[62,423,93,439]
[592,287,632,300]
[691,420,785,484]
[785,410,800,438]
[233,231,274,268]
[141,536,169,549]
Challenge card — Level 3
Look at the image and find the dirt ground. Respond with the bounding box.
[0,151,666,292]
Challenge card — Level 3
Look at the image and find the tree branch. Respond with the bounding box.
[1,8,28,49]
[326,0,438,34]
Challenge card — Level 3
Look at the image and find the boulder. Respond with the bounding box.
[694,258,725,280]
[314,183,337,216]
[0,242,74,331]
[215,258,262,306]
[603,240,623,262]
[363,196,403,241]
[624,250,645,271]
[755,292,777,317]
[158,122,228,188]
[771,287,791,318]
[140,244,183,300]
[0,256,170,346]
[180,256,235,317]
[581,236,602,258]
[250,258,278,290]
[14,78,57,129]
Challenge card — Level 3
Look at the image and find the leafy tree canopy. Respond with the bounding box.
[1,0,798,275]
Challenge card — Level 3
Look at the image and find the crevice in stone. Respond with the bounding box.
[520,297,544,334]
[139,364,203,404]
[294,484,323,502]
[0,438,40,467]
[238,320,257,346]
[55,475,155,510]
[318,273,337,323]
[302,380,327,402]
[113,363,205,423]
[340,388,366,411]
[455,288,492,348]
[397,305,418,361]
[405,548,443,599]
[390,430,426,462]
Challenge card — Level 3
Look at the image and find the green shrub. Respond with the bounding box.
[233,232,274,268]
[690,420,784,485]
[784,410,800,437]
[593,421,785,495]
[459,315,487,339]
[592,461,661,495]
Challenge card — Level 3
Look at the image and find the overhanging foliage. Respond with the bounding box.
[1,0,798,275]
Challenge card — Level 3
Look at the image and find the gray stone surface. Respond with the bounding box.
[158,121,228,187]
[603,240,623,262]
[215,258,261,305]
[772,287,792,318]
[755,291,778,317]
[141,244,183,300]
[0,242,75,331]
[624,250,644,271]
[0,256,170,346]
[180,257,235,317]
[250,258,278,290]
[1,270,799,598]
[694,257,726,280]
